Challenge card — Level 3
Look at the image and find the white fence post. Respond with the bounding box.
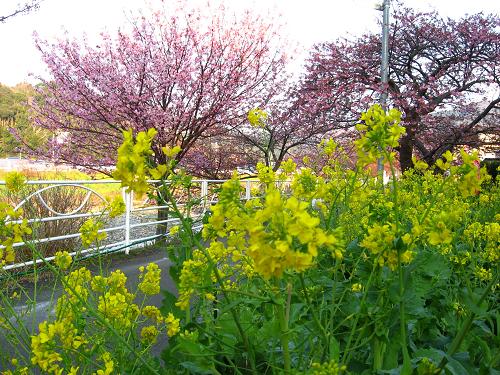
[123,188,132,254]
[245,180,251,200]
[201,180,208,211]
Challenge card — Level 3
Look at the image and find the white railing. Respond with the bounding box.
[0,179,263,271]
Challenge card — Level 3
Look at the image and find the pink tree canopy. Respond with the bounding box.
[31,1,288,172]
[299,7,500,171]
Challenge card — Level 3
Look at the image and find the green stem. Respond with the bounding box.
[277,283,292,374]
[383,149,411,372]
[398,250,411,373]
[342,259,379,364]
[299,274,328,359]
[217,288,270,301]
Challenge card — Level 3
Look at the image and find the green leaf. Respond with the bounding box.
[168,263,181,284]
[180,361,214,374]
[462,289,488,316]
[383,339,400,369]
[416,251,451,279]
[414,348,446,363]
[329,336,340,363]
[289,303,306,324]
[161,289,182,317]
[445,355,474,375]
[473,337,491,363]
[219,298,245,315]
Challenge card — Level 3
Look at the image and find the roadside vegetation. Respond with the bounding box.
[1,105,498,374]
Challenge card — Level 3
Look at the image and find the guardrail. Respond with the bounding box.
[0,179,263,271]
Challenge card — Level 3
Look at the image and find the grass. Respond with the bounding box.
[0,168,122,203]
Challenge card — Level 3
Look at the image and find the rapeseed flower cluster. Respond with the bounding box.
[54,251,72,270]
[279,158,297,176]
[0,204,32,264]
[61,267,92,305]
[95,352,114,375]
[113,128,157,196]
[142,305,162,322]
[28,263,180,373]
[169,225,180,236]
[354,104,405,166]
[291,167,321,200]
[107,195,126,218]
[165,312,180,337]
[140,325,159,344]
[91,269,139,331]
[4,171,26,194]
[427,220,453,246]
[247,107,268,128]
[461,221,499,283]
[31,320,85,374]
[256,162,277,186]
[435,150,454,171]
[482,222,499,263]
[360,223,414,270]
[98,291,140,330]
[351,283,363,292]
[79,218,106,247]
[200,174,343,281]
[175,241,245,310]
[138,262,161,295]
[453,149,488,198]
[176,253,205,310]
[306,360,347,374]
[246,191,341,278]
[113,128,182,196]
[149,145,181,179]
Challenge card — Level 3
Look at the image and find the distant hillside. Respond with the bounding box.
[0,82,48,157]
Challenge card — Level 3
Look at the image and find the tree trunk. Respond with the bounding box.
[399,132,414,172]
[399,112,419,172]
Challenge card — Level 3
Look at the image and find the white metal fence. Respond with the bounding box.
[0,179,263,271]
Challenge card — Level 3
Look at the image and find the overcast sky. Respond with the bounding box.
[0,0,498,86]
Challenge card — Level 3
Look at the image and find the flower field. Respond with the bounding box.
[0,106,498,374]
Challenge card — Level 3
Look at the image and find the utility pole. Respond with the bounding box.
[378,0,390,175]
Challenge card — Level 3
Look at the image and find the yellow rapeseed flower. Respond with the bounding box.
[351,283,363,292]
[79,218,106,247]
[138,263,161,295]
[54,251,72,270]
[169,225,180,236]
[107,196,126,218]
[165,313,180,337]
[141,325,159,344]
[4,171,26,193]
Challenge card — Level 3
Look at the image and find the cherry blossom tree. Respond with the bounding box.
[31,1,287,172]
[299,7,500,171]
[229,96,354,171]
